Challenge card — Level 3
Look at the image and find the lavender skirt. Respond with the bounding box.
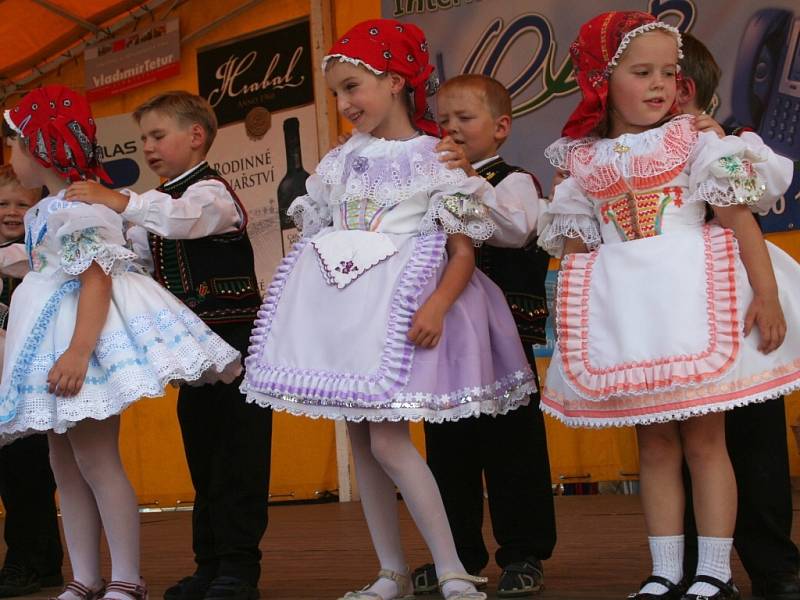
[242,231,535,422]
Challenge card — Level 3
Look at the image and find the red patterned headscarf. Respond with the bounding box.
[563,11,682,139]
[3,85,111,183]
[324,19,440,137]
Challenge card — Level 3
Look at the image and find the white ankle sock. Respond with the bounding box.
[687,536,733,596]
[639,535,684,595]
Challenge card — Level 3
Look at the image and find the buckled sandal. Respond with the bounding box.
[437,573,489,600]
[50,581,106,600]
[497,558,544,597]
[627,575,685,599]
[100,580,148,600]
[681,576,739,600]
[337,569,415,600]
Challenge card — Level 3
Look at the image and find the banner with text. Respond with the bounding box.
[384,0,800,233]
[85,18,180,101]
[198,19,318,292]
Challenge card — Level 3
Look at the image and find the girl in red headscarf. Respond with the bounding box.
[537,11,799,600]
[0,85,242,600]
[241,19,535,600]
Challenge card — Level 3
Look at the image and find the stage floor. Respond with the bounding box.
[4,493,798,600]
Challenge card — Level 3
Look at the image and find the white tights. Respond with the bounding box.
[347,421,476,598]
[48,416,140,600]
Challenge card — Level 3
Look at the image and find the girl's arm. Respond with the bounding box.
[407,233,475,348]
[47,262,112,396]
[713,204,786,353]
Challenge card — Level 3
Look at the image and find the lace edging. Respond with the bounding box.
[287,194,333,237]
[243,373,536,423]
[59,227,139,277]
[315,135,469,208]
[540,376,800,429]
[420,191,496,245]
[537,214,601,257]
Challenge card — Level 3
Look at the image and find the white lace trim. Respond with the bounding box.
[541,377,800,429]
[606,22,683,75]
[287,194,333,237]
[538,214,601,257]
[544,116,697,194]
[420,191,495,245]
[244,377,535,423]
[315,134,469,208]
[322,54,385,75]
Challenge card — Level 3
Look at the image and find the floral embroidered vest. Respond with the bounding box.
[475,158,549,347]
[147,163,261,326]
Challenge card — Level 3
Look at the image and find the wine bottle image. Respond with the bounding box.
[277,117,310,256]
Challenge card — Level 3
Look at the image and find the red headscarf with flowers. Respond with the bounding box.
[3,84,111,183]
[563,11,683,139]
[324,19,440,137]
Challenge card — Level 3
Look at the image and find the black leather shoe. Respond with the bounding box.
[203,577,259,600]
[498,557,544,597]
[164,575,214,600]
[628,575,685,599]
[681,575,740,600]
[0,564,41,597]
[752,575,800,600]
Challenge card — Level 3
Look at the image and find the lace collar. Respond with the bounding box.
[316,132,469,207]
[545,115,698,195]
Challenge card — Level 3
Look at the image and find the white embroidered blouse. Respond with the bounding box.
[539,115,793,256]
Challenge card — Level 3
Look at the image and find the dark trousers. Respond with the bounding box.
[424,356,556,572]
[0,434,63,576]
[177,323,273,585]
[684,397,799,584]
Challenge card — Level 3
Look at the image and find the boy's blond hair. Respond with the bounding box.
[439,74,512,119]
[0,165,41,201]
[133,91,218,153]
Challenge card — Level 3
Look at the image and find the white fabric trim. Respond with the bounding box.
[606,21,683,75]
[322,54,385,75]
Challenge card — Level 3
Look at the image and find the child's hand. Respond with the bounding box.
[65,181,129,213]
[692,114,725,138]
[47,348,90,397]
[744,294,787,353]
[436,136,477,177]
[408,299,446,348]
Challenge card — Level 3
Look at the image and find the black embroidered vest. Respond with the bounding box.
[147,163,261,326]
[0,237,23,330]
[475,158,550,345]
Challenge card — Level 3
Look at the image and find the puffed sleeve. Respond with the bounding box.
[421,173,497,245]
[537,176,601,257]
[286,173,332,237]
[687,130,793,212]
[47,200,138,276]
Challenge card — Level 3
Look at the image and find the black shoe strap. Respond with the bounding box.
[690,575,736,596]
[641,576,681,593]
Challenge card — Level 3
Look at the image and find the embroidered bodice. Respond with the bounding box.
[24,193,137,279]
[288,133,495,240]
[286,133,497,289]
[540,115,793,254]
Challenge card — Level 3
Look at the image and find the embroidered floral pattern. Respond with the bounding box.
[60,227,138,276]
